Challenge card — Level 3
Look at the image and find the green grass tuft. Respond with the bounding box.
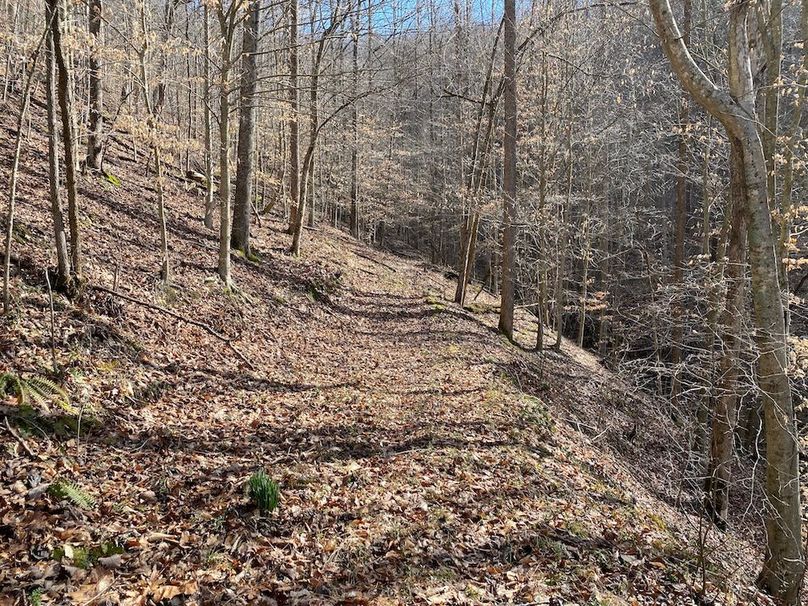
[247,470,280,513]
[104,172,122,187]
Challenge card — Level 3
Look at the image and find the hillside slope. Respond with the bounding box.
[1,97,766,605]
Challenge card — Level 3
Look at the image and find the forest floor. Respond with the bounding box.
[0,97,772,605]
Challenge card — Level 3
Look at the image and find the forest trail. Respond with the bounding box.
[0,100,763,605]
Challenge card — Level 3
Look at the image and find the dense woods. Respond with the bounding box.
[0,0,805,603]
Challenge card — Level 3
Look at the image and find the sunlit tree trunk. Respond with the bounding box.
[704,138,746,529]
[349,0,360,239]
[232,0,260,256]
[216,2,238,287]
[650,0,803,600]
[139,0,170,282]
[286,0,299,235]
[86,0,103,170]
[498,0,516,339]
[44,2,71,292]
[203,5,215,229]
[50,0,81,279]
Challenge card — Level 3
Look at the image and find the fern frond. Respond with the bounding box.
[50,480,96,509]
[0,372,25,404]
[23,376,73,413]
[0,372,73,412]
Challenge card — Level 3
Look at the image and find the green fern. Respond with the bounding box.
[49,479,96,509]
[0,373,23,400]
[247,470,280,513]
[0,372,73,413]
[29,588,44,606]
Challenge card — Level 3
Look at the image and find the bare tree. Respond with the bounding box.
[232,0,261,257]
[651,0,804,601]
[49,0,81,280]
[86,0,103,170]
[498,0,516,340]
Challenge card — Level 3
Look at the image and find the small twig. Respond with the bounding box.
[4,416,36,457]
[90,284,255,370]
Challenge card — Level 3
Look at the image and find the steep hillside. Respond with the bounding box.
[0,97,768,605]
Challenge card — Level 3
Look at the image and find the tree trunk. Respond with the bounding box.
[217,4,237,287]
[349,1,360,239]
[649,0,803,600]
[203,5,215,229]
[498,0,516,340]
[45,2,71,292]
[139,1,170,283]
[50,0,81,280]
[577,207,591,349]
[670,0,691,407]
[703,138,746,529]
[232,0,260,256]
[455,20,504,307]
[776,0,806,334]
[85,0,103,170]
[286,0,299,235]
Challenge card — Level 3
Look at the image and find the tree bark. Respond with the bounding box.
[286,0,299,235]
[649,0,803,600]
[704,138,746,529]
[498,0,517,340]
[45,1,71,292]
[670,0,691,407]
[203,4,215,229]
[349,0,360,239]
[776,0,806,333]
[217,3,238,287]
[86,0,103,170]
[232,0,260,256]
[50,0,81,279]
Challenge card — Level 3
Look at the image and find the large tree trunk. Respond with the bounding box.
[203,5,215,229]
[650,0,803,601]
[217,4,237,287]
[45,2,71,292]
[498,0,516,340]
[50,0,81,280]
[85,0,103,170]
[286,0,299,235]
[703,138,746,529]
[349,1,360,239]
[232,0,260,256]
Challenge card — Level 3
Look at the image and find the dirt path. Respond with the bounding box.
[3,217,759,605]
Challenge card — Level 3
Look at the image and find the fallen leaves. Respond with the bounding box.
[0,134,767,605]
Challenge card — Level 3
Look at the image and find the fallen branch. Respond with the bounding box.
[4,416,36,457]
[90,284,255,370]
[354,250,398,272]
